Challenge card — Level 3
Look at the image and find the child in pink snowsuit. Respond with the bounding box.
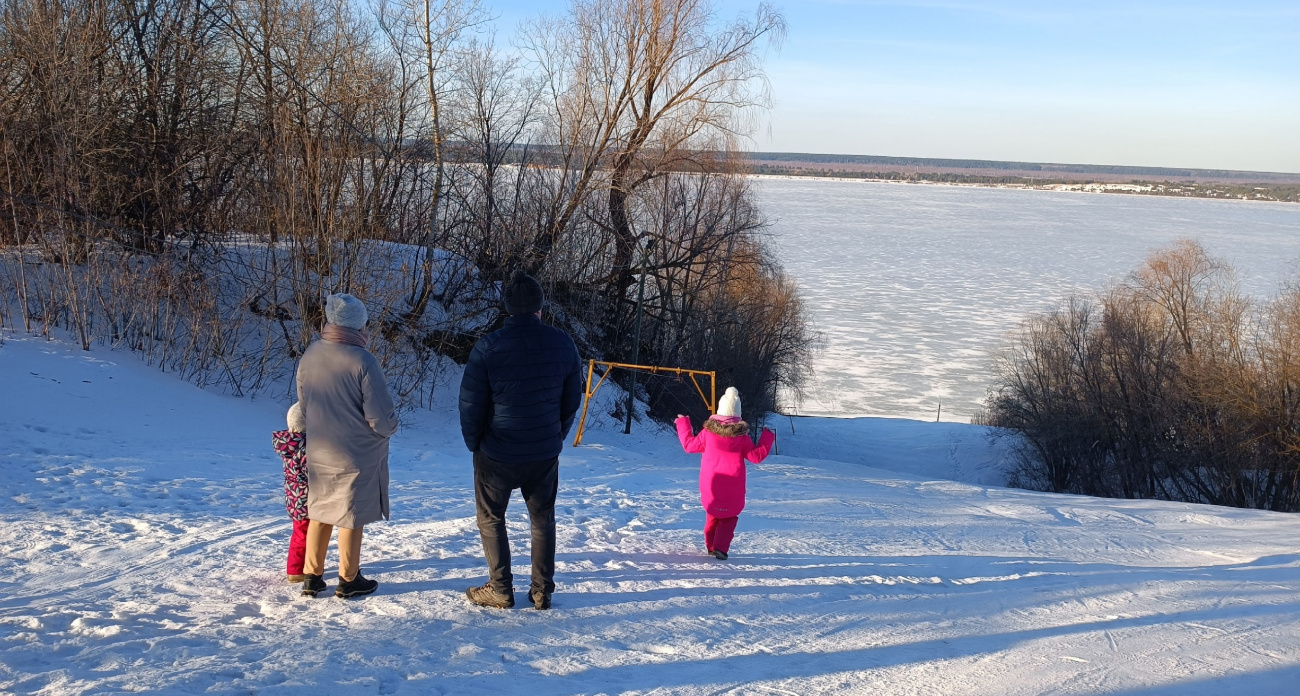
[675,387,775,560]
[272,403,310,582]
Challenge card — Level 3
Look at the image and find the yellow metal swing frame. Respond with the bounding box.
[571,360,717,446]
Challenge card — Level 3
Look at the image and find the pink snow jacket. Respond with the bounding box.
[676,415,776,518]
[272,430,309,521]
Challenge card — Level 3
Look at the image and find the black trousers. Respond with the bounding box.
[473,451,558,595]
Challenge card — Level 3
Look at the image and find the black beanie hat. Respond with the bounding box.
[503,270,544,316]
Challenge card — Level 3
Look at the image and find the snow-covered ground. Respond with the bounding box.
[4,334,1300,695]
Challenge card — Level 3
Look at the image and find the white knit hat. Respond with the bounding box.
[324,293,368,330]
[716,387,741,418]
[287,402,306,433]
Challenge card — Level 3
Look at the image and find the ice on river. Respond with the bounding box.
[757,177,1300,421]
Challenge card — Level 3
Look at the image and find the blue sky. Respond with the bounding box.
[484,1,1299,172]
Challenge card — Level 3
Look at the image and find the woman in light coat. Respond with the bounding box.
[295,293,398,598]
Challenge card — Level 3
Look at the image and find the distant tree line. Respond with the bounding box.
[982,240,1300,512]
[750,166,1060,185]
[1139,183,1299,203]
[748,152,1300,183]
[750,166,1300,203]
[0,0,812,421]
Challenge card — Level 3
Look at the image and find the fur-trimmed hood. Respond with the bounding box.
[704,418,749,438]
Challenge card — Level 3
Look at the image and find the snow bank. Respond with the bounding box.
[3,334,1300,695]
[775,415,1009,487]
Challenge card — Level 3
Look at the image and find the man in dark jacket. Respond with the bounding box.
[459,270,583,610]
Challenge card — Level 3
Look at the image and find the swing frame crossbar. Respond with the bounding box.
[572,360,716,446]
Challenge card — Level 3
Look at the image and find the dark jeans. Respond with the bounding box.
[473,451,558,595]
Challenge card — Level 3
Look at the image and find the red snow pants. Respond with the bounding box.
[286,518,310,576]
[704,514,739,554]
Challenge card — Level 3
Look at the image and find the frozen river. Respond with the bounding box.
[757,177,1300,421]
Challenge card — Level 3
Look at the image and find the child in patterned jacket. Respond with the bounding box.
[272,403,310,582]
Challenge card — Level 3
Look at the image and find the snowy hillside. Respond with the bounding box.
[3,334,1300,695]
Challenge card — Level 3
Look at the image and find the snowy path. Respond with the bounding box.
[3,335,1300,695]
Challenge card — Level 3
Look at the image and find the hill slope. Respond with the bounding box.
[3,335,1299,695]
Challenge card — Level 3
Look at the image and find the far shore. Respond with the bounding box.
[746,172,1300,204]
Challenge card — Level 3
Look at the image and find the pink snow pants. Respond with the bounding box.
[287,518,310,575]
[705,514,739,554]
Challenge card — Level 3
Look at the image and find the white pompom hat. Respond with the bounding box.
[716,387,741,418]
[324,293,368,330]
[287,402,306,433]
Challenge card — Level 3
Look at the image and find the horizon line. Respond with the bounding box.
[742,151,1300,179]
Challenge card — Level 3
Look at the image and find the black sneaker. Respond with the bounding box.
[711,550,728,561]
[466,583,514,609]
[300,574,327,597]
[336,572,379,599]
[529,589,552,611]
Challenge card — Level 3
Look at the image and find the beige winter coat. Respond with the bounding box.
[295,338,399,529]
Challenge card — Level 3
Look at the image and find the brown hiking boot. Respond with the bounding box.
[529,589,552,610]
[465,583,514,609]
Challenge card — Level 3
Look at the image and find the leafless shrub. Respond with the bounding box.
[985,240,1300,511]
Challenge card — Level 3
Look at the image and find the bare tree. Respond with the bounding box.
[376,0,482,324]
[443,36,540,275]
[523,0,783,329]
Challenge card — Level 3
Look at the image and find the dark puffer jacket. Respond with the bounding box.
[459,313,584,464]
